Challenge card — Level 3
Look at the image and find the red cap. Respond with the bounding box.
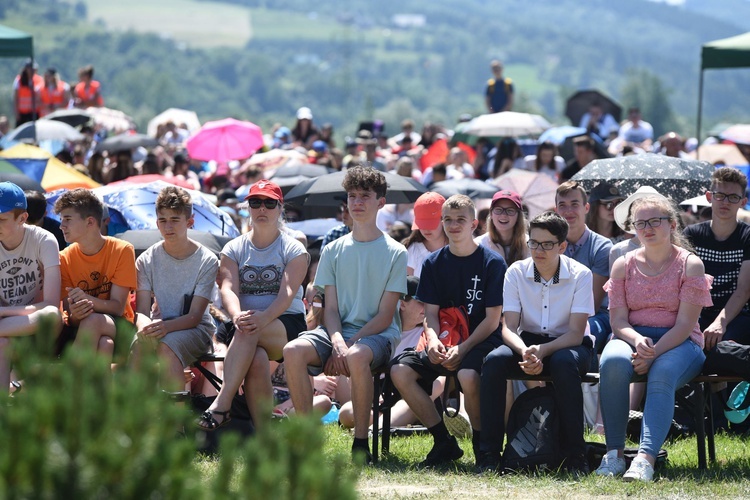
[245,179,283,202]
[412,191,445,231]
[491,190,522,209]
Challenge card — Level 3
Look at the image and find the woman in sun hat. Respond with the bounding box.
[198,179,309,431]
[474,190,529,266]
[403,192,448,277]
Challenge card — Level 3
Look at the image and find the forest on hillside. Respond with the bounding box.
[1,0,748,139]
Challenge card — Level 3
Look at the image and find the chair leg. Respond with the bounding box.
[382,374,392,456]
[372,375,381,463]
[705,382,717,464]
[694,382,707,469]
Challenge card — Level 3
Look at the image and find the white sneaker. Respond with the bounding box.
[622,456,654,482]
[594,450,627,477]
[443,409,472,439]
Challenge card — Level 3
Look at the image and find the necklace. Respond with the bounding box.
[642,248,672,275]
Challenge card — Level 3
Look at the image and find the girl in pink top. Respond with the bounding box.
[595,195,712,482]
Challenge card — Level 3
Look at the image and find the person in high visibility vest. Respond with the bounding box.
[12,59,43,126]
[39,67,71,117]
[73,65,104,108]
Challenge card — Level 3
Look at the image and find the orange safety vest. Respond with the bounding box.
[15,74,43,113]
[74,80,104,107]
[40,81,68,109]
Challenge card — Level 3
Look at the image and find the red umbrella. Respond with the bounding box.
[186,118,263,163]
[109,174,195,190]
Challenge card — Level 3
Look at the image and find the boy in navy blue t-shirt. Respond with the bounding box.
[391,194,507,468]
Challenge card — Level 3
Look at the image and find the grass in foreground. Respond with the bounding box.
[323,425,750,498]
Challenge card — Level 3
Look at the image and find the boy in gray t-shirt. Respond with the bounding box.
[283,167,407,465]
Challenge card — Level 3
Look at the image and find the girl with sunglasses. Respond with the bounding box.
[587,182,629,244]
[198,180,309,431]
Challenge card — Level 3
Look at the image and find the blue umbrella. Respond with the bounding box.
[45,182,240,238]
[537,126,587,145]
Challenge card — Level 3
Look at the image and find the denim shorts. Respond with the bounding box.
[298,326,393,376]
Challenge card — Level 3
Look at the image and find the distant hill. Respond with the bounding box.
[1,0,749,139]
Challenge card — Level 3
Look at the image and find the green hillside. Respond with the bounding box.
[1,0,748,139]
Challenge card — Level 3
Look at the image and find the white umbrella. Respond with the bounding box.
[462,111,551,137]
[679,194,710,207]
[147,108,201,137]
[86,106,136,134]
[3,120,84,143]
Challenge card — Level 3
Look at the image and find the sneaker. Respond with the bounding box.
[418,435,464,468]
[444,410,472,439]
[594,450,627,477]
[474,451,501,474]
[622,456,654,482]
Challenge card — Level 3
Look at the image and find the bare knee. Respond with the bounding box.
[345,345,373,373]
[156,342,181,365]
[457,369,479,393]
[248,348,270,379]
[283,339,312,365]
[338,401,354,428]
[390,363,416,386]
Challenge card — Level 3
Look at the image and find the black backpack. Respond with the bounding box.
[502,386,562,471]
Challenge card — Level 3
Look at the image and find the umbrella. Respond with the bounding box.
[461,112,551,137]
[537,126,587,145]
[490,169,558,218]
[109,174,196,190]
[720,124,750,146]
[96,133,159,153]
[241,149,308,172]
[570,154,714,202]
[96,180,240,238]
[565,90,622,127]
[285,171,427,206]
[0,171,45,192]
[186,118,264,163]
[147,108,201,137]
[3,120,84,143]
[286,218,342,240]
[270,162,332,179]
[0,144,99,190]
[86,106,135,133]
[679,194,711,208]
[112,229,231,258]
[431,178,500,200]
[42,109,92,128]
[691,144,748,167]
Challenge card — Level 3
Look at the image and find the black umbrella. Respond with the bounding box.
[271,162,332,179]
[95,133,159,153]
[112,229,232,258]
[431,178,499,200]
[565,90,622,128]
[285,171,427,206]
[0,172,45,193]
[42,109,93,128]
[570,154,714,202]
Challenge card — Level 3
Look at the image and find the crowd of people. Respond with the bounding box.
[2,57,750,484]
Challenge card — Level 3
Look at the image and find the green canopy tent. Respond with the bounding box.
[697,32,750,145]
[0,24,35,140]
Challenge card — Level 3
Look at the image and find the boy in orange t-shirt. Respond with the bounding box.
[54,189,136,359]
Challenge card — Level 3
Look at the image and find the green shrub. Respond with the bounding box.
[0,322,358,499]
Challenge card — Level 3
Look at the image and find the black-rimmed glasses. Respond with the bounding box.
[247,198,279,210]
[632,217,670,230]
[527,240,558,250]
[492,207,518,216]
[711,191,743,204]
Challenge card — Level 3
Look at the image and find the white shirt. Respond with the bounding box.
[618,120,654,144]
[579,112,619,139]
[503,255,594,340]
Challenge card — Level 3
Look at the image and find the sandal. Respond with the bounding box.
[197,409,232,431]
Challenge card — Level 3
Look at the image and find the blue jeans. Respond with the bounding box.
[599,326,705,458]
[588,310,612,355]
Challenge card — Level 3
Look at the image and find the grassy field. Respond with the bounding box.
[293,425,750,498]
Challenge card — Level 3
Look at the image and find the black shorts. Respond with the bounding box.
[215,312,306,358]
[391,333,504,395]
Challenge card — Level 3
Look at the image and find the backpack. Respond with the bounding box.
[415,306,470,352]
[502,386,562,471]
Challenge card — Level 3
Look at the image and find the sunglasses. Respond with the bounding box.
[602,200,622,211]
[247,198,279,210]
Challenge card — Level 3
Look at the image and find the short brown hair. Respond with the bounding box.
[556,180,588,205]
[155,186,193,218]
[711,166,748,193]
[342,166,387,199]
[54,188,103,222]
[442,194,475,218]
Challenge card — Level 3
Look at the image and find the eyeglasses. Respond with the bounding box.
[247,198,279,210]
[632,217,671,230]
[492,207,518,217]
[527,240,558,251]
[602,200,622,211]
[711,191,743,204]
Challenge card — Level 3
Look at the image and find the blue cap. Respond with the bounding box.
[312,140,328,153]
[274,126,291,139]
[0,182,27,214]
